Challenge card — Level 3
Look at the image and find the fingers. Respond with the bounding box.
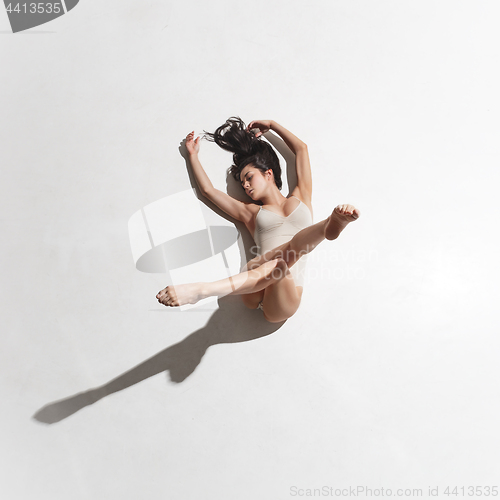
[247,121,262,137]
[248,127,262,137]
[186,131,200,144]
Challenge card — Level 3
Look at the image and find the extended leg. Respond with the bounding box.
[157,204,360,309]
[240,204,360,319]
[244,204,361,270]
[156,258,291,307]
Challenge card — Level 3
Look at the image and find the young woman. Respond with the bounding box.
[156,117,360,323]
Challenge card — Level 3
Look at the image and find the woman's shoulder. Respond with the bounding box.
[289,188,313,217]
[244,202,261,215]
[241,202,261,237]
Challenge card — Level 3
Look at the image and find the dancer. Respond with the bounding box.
[156,117,360,323]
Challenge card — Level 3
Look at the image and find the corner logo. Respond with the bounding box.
[3,1,79,33]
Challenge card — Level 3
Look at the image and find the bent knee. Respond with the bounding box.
[263,310,295,323]
[262,299,299,323]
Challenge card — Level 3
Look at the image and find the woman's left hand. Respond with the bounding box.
[247,120,272,137]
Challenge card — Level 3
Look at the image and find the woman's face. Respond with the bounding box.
[239,165,271,200]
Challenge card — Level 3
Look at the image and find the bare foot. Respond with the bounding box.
[325,204,360,240]
[156,283,206,307]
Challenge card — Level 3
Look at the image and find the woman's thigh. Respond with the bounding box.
[262,275,303,323]
[243,242,291,271]
[241,289,265,309]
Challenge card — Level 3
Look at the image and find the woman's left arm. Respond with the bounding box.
[293,144,312,202]
[269,121,312,202]
[248,119,306,153]
[247,120,312,201]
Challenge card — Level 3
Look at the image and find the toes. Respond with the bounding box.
[157,287,178,307]
[334,204,359,218]
[157,288,173,306]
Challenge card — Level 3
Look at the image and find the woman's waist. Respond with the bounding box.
[254,234,295,252]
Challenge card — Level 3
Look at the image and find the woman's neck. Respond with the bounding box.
[259,188,287,207]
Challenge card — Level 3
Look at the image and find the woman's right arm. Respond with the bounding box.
[186,131,214,193]
[186,132,254,223]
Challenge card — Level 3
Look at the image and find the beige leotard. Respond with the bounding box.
[253,196,313,288]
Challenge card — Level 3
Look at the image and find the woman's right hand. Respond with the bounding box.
[185,131,200,155]
[247,120,273,137]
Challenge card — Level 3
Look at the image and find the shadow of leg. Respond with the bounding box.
[33,296,282,424]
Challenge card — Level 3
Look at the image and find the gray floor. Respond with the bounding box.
[2,1,499,499]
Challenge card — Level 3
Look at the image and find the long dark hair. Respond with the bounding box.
[204,116,282,190]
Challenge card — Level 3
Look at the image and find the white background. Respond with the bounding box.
[1,1,499,499]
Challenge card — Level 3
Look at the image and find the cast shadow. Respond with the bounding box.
[33,129,294,425]
[33,295,283,424]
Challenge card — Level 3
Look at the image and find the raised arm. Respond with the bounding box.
[247,119,306,153]
[247,120,312,201]
[185,131,254,223]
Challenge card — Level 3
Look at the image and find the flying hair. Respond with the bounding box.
[203,116,282,190]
